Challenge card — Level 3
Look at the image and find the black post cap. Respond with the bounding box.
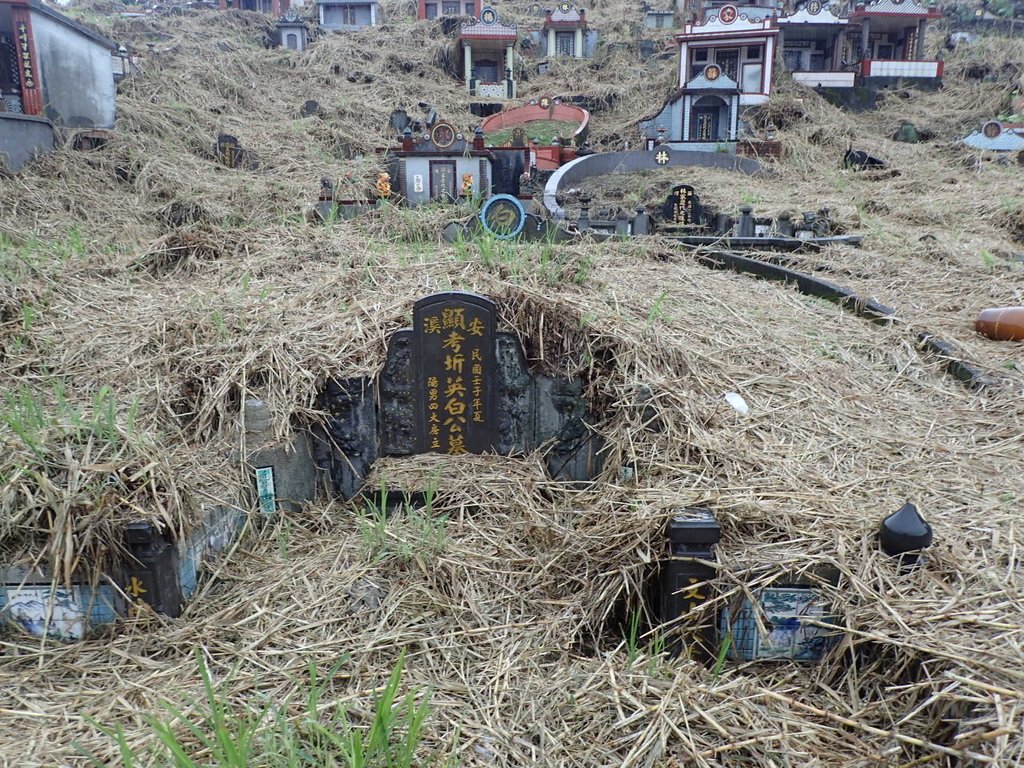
[667,507,721,546]
[125,521,159,545]
[879,501,933,556]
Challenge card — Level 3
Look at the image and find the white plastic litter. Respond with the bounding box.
[724,392,750,415]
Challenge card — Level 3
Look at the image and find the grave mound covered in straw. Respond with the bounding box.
[0,2,1023,765]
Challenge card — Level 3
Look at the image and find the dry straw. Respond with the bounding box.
[0,2,1022,765]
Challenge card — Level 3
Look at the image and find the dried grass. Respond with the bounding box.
[0,4,1022,767]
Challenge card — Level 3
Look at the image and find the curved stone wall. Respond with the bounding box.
[543,149,764,218]
[480,102,590,141]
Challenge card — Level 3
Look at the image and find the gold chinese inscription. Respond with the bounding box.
[16,22,36,90]
[127,576,148,598]
[672,185,695,225]
[419,301,491,455]
[218,138,238,168]
[125,574,149,617]
[682,577,705,602]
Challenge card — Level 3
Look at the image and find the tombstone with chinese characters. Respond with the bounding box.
[214,133,257,170]
[407,293,497,455]
[660,184,703,227]
[315,291,604,499]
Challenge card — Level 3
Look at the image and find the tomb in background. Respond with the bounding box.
[637,0,945,148]
[385,123,527,206]
[217,0,291,12]
[962,120,1024,153]
[539,2,598,59]
[418,0,476,21]
[0,0,121,171]
[276,9,310,51]
[317,0,380,30]
[643,3,675,30]
[479,96,590,170]
[214,133,258,169]
[458,7,519,99]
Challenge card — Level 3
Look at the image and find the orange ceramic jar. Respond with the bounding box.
[975,307,1024,341]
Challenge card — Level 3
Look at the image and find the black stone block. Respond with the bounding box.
[121,522,184,617]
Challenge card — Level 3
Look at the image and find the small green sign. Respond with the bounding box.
[255,466,277,515]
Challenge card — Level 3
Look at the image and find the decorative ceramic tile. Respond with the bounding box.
[723,586,838,661]
[0,583,119,640]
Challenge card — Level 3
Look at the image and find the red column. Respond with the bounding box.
[11,5,43,116]
[271,0,281,15]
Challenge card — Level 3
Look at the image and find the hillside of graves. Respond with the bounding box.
[1,1,1023,765]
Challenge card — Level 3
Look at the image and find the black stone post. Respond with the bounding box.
[614,209,630,236]
[121,523,184,617]
[798,211,816,238]
[737,205,755,238]
[633,206,649,236]
[658,508,720,659]
[776,212,794,237]
[578,191,592,231]
[813,207,832,237]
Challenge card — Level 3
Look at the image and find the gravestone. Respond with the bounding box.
[735,205,755,238]
[390,108,410,134]
[510,126,528,147]
[216,134,243,168]
[413,293,497,454]
[316,291,604,498]
[661,184,699,225]
[490,150,525,196]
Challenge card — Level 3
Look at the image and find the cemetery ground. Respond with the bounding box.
[1,2,1024,765]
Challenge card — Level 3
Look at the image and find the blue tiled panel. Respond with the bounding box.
[0,579,121,641]
[722,586,838,661]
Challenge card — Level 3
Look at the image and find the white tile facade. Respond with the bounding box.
[866,60,939,78]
